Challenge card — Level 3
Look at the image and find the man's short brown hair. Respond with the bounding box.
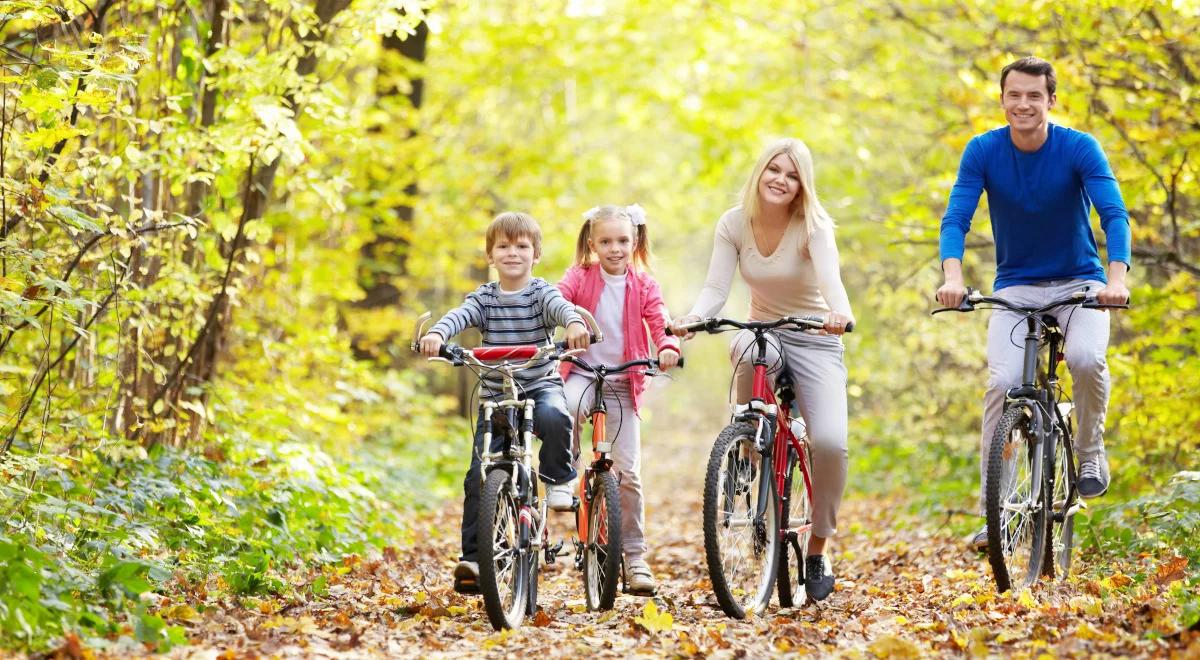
[1001,56,1057,96]
[486,211,543,257]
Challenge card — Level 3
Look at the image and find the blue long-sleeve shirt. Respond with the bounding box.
[939,124,1131,291]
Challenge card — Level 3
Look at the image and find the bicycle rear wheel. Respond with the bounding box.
[777,445,812,608]
[703,422,779,619]
[1043,423,1076,579]
[583,470,622,610]
[478,468,529,629]
[985,405,1049,593]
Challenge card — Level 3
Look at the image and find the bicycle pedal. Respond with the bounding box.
[571,496,581,511]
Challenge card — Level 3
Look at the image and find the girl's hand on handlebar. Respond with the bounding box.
[671,315,700,339]
[657,348,680,371]
[824,312,854,336]
[419,333,444,357]
[565,321,591,350]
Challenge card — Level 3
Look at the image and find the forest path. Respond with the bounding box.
[165,416,1195,659]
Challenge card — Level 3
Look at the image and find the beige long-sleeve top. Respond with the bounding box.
[688,207,854,321]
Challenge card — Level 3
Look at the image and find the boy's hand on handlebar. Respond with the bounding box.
[419,333,444,357]
[824,312,854,336]
[657,348,680,371]
[1096,280,1130,307]
[936,279,968,309]
[671,315,700,339]
[565,321,591,350]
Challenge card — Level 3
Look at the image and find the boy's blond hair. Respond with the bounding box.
[486,212,543,257]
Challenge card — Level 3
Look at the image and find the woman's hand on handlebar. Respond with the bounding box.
[419,332,445,357]
[824,311,854,336]
[564,321,591,350]
[671,314,700,339]
[657,348,680,371]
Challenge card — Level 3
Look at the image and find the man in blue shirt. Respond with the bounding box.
[935,57,1132,551]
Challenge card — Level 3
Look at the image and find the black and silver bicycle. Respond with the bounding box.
[934,288,1127,592]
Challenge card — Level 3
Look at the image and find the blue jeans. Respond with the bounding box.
[460,386,575,562]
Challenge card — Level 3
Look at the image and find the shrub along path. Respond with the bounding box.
[159,427,1198,659]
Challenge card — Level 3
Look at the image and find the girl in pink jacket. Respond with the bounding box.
[557,204,680,595]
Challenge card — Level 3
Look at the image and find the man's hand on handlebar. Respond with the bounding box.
[565,321,591,350]
[1096,280,1130,307]
[419,332,444,358]
[936,279,968,309]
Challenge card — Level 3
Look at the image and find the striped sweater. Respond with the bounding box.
[429,278,583,399]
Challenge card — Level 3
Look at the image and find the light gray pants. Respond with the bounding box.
[563,372,647,561]
[730,330,848,539]
[979,279,1111,513]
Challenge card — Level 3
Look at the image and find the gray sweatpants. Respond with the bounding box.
[730,330,848,539]
[979,278,1111,513]
[563,372,648,561]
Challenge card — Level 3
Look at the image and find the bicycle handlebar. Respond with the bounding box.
[563,354,685,375]
[677,315,854,334]
[931,287,1130,316]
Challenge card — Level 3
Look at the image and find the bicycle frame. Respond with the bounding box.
[740,348,813,541]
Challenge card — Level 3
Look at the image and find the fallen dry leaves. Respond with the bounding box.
[58,429,1193,658]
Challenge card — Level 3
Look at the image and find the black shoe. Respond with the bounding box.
[804,555,834,601]
[969,526,988,552]
[453,560,479,594]
[1077,453,1110,499]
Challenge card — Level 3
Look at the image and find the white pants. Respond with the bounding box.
[563,372,647,561]
[980,278,1112,512]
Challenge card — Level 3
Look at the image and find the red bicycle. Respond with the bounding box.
[679,316,852,618]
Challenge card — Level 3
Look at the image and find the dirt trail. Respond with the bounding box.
[171,422,1198,658]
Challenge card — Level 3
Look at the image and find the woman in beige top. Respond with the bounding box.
[673,137,854,602]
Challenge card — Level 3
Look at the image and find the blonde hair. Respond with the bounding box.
[573,205,653,271]
[739,138,834,254]
[486,211,543,258]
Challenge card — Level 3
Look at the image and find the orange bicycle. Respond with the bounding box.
[563,354,682,607]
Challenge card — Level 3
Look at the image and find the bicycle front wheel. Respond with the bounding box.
[1043,426,1075,579]
[985,405,1049,593]
[777,445,812,608]
[703,423,779,619]
[478,468,528,629]
[583,470,622,610]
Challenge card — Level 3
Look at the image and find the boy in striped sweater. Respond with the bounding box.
[419,211,591,593]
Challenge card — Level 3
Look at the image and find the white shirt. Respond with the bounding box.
[577,268,627,374]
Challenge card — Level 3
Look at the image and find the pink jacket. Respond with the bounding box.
[556,264,680,415]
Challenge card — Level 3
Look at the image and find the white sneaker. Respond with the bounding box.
[546,482,575,511]
[626,558,657,595]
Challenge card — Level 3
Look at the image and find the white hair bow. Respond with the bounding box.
[581,204,647,226]
[624,204,646,226]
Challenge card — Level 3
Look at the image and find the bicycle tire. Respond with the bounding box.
[1043,426,1076,579]
[703,422,779,619]
[777,445,812,608]
[985,405,1049,593]
[478,468,528,629]
[583,470,622,610]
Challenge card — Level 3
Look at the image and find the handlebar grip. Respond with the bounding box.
[675,356,685,369]
[843,321,855,333]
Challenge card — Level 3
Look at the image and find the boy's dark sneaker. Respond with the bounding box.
[453,560,479,594]
[804,555,835,602]
[1077,452,1110,499]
